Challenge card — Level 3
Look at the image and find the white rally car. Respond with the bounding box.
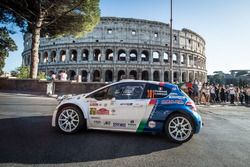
[52,80,202,143]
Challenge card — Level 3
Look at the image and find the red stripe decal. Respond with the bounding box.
[149,99,157,105]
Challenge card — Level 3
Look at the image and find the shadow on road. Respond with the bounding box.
[0,116,180,164]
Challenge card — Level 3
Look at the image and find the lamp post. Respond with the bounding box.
[169,0,173,83]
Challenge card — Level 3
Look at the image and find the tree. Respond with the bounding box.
[0,27,17,75]
[0,0,100,78]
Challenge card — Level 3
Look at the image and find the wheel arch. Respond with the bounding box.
[163,110,196,133]
[58,103,87,119]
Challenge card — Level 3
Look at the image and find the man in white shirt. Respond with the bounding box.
[228,84,236,104]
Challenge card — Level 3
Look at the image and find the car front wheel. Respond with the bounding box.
[56,106,85,134]
[165,113,194,143]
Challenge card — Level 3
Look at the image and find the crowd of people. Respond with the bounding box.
[180,80,250,106]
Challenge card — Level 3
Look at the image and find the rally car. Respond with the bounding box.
[52,80,202,143]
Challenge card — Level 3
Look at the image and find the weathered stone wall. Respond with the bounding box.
[0,78,107,95]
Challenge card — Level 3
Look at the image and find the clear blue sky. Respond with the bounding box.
[4,0,250,74]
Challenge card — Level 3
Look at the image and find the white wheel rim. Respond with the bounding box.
[58,109,79,132]
[168,116,192,141]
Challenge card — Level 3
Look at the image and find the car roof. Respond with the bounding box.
[116,79,176,88]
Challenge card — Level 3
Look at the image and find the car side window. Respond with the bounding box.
[142,83,170,99]
[113,83,145,100]
[87,87,110,100]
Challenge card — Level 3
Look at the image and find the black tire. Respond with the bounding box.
[165,113,194,143]
[56,106,86,134]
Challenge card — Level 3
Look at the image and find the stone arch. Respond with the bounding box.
[153,51,160,62]
[163,52,169,63]
[43,52,48,63]
[118,49,126,61]
[142,71,149,80]
[129,70,137,79]
[164,71,169,82]
[173,72,178,82]
[70,49,77,62]
[51,50,56,62]
[189,72,194,82]
[141,50,149,61]
[68,70,76,80]
[118,70,126,81]
[129,50,137,61]
[182,72,186,82]
[81,70,88,82]
[93,70,101,82]
[105,49,114,61]
[82,49,89,61]
[105,70,113,82]
[93,49,101,61]
[153,71,160,81]
[60,50,66,62]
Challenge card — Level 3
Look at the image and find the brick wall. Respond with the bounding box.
[0,78,107,95]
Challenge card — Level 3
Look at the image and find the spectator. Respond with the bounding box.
[215,84,220,103]
[210,84,216,104]
[60,71,68,81]
[228,84,236,104]
[220,85,226,103]
[186,81,193,98]
[192,80,199,104]
[239,87,245,105]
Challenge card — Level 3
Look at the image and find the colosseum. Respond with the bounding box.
[22,17,207,83]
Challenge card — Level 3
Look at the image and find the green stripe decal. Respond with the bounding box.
[136,119,147,133]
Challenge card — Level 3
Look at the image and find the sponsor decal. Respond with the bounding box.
[91,116,101,119]
[104,121,111,126]
[120,103,133,106]
[172,87,177,90]
[148,121,156,128]
[94,120,101,124]
[161,99,184,104]
[147,90,168,98]
[90,108,97,115]
[168,95,185,99]
[130,120,135,124]
[127,123,137,128]
[113,122,126,128]
[97,108,109,115]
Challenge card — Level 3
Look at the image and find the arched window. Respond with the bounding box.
[174,72,178,82]
[60,50,66,62]
[51,51,56,62]
[118,50,126,61]
[43,52,48,63]
[129,70,137,79]
[105,70,113,82]
[141,50,149,61]
[82,70,88,82]
[118,70,126,81]
[70,50,77,62]
[153,71,160,81]
[93,70,100,82]
[153,51,160,62]
[142,71,149,80]
[129,50,137,61]
[82,49,89,61]
[106,49,114,61]
[173,54,177,64]
[181,54,185,65]
[163,52,168,63]
[94,49,101,61]
[164,71,169,82]
[68,70,76,80]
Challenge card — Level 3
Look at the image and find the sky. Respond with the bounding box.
[3,0,250,74]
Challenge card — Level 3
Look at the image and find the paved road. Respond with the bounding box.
[0,92,250,167]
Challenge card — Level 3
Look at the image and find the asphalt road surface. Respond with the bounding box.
[0,92,250,167]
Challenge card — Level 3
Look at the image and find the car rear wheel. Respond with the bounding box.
[165,113,194,143]
[56,106,85,133]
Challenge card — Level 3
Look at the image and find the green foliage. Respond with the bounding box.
[0,0,100,78]
[37,71,46,80]
[15,66,30,79]
[0,27,17,75]
[236,71,248,77]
